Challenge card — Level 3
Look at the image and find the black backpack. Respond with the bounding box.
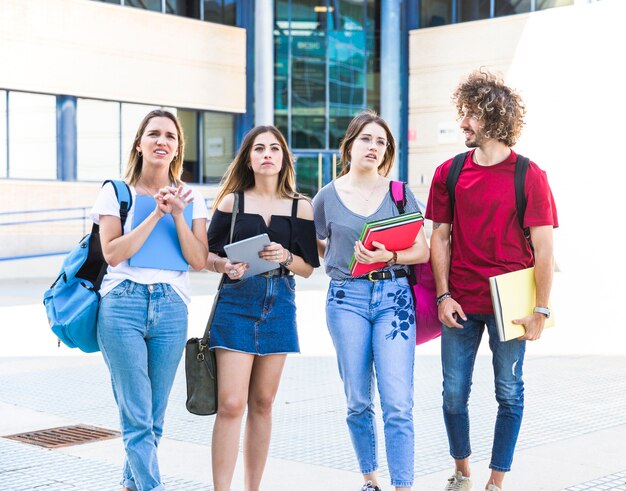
[446,151,530,240]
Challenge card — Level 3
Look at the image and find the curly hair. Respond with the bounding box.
[452,68,526,147]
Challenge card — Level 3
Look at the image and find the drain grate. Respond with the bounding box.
[3,424,120,448]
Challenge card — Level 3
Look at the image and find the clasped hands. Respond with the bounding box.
[223,242,287,280]
[153,185,194,218]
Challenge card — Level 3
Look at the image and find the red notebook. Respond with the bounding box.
[349,211,424,276]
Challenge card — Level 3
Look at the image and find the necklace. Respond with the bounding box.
[352,176,382,202]
[136,179,165,196]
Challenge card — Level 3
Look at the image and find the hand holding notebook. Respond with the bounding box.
[349,211,424,276]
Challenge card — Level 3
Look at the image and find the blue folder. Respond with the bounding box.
[129,195,193,271]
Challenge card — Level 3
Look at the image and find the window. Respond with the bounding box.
[0,91,6,178]
[8,92,56,180]
[421,0,452,27]
[125,0,162,12]
[178,109,199,182]
[458,0,491,22]
[77,99,121,181]
[495,0,531,17]
[202,111,235,183]
[204,0,237,25]
[536,0,574,10]
[167,0,201,19]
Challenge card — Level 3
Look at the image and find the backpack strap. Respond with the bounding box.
[291,197,299,217]
[102,179,133,232]
[514,154,530,233]
[389,181,407,214]
[446,152,468,213]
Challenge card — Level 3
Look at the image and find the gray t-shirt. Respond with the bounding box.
[313,180,421,280]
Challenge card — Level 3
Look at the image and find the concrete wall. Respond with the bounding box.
[0,0,246,112]
[408,0,625,352]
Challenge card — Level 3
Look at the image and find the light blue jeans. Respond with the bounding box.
[326,275,416,487]
[441,314,525,472]
[97,280,188,491]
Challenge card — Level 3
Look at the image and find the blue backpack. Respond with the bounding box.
[43,180,132,353]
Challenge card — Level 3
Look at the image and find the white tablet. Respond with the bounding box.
[223,233,280,279]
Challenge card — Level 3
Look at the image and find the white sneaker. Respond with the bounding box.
[485,485,501,491]
[445,471,473,491]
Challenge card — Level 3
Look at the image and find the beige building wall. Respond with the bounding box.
[0,0,243,257]
[408,0,625,351]
[0,0,246,112]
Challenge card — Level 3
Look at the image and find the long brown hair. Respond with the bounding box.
[124,110,185,186]
[338,109,396,178]
[213,125,299,210]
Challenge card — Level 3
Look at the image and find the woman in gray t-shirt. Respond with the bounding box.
[312,110,429,491]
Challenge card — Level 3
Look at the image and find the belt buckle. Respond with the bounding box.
[367,271,378,282]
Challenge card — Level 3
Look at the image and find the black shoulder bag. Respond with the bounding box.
[184,193,239,416]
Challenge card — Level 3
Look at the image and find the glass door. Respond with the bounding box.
[293,151,340,197]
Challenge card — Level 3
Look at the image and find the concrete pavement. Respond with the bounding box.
[0,256,625,490]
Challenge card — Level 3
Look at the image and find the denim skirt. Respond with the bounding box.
[210,274,299,355]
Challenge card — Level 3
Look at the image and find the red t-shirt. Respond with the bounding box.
[425,149,559,314]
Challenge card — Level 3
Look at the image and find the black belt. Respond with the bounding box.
[356,269,409,282]
[259,267,292,278]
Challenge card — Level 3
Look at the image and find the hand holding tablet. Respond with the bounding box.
[223,233,280,279]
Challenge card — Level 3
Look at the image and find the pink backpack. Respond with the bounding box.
[390,181,441,345]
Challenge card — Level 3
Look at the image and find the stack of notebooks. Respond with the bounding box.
[489,266,555,342]
[349,211,424,277]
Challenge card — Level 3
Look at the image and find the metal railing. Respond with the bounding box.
[0,199,214,261]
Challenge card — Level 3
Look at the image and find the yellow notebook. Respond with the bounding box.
[489,267,555,342]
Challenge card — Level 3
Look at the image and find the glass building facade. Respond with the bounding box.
[274,0,380,195]
[0,0,581,191]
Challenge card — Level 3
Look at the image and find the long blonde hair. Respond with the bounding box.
[338,110,396,178]
[213,125,299,210]
[124,110,185,186]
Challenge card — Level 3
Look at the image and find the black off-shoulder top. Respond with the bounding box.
[207,192,320,268]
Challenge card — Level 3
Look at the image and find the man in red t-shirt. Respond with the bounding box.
[426,69,558,491]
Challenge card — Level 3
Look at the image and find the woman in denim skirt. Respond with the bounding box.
[206,125,319,491]
[312,111,430,491]
[92,110,209,491]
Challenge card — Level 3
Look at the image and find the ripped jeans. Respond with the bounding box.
[441,314,525,472]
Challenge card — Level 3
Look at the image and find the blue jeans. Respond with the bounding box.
[97,281,188,491]
[326,276,415,487]
[441,314,525,472]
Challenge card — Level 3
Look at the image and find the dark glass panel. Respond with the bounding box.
[495,0,531,16]
[292,115,325,149]
[293,154,320,196]
[166,0,201,19]
[275,33,289,114]
[178,110,199,183]
[458,0,490,22]
[335,0,365,31]
[125,0,162,12]
[274,115,288,143]
[204,0,221,22]
[420,0,452,28]
[223,0,236,25]
[536,0,574,10]
[202,111,235,184]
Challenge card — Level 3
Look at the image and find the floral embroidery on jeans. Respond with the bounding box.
[328,287,346,305]
[385,288,415,340]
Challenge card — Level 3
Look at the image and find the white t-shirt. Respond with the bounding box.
[90,182,209,304]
